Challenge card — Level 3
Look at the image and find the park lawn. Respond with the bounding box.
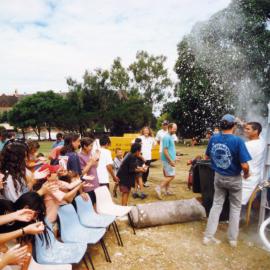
[39,141,53,155]
[38,142,270,270]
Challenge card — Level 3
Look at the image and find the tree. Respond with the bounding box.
[169,0,270,137]
[172,39,231,137]
[8,91,65,140]
[129,51,173,113]
[0,111,8,123]
[110,57,129,92]
[110,99,152,135]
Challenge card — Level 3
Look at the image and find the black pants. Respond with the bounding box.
[142,160,151,183]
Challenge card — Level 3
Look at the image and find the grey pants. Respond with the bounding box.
[205,172,242,241]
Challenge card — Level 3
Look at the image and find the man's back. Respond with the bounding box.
[206,133,251,176]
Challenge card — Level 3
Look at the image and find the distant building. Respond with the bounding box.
[0,93,19,112]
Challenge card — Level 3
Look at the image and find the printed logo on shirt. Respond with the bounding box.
[211,143,232,169]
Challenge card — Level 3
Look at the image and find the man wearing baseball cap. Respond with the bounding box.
[203,114,251,247]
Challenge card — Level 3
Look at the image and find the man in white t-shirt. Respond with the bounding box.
[96,136,119,187]
[156,120,179,156]
[242,122,265,205]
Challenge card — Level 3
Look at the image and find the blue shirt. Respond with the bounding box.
[161,134,176,162]
[0,140,7,151]
[206,133,251,176]
[66,152,82,175]
[52,140,64,149]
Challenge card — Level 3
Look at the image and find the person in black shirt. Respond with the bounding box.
[117,143,146,206]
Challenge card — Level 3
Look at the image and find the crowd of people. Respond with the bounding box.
[0,114,267,268]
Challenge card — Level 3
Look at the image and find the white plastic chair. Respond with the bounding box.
[95,186,136,234]
[259,216,270,251]
[28,257,72,270]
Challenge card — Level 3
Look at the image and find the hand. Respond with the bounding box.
[82,182,94,189]
[12,209,35,222]
[24,221,44,235]
[40,181,58,195]
[82,175,95,181]
[169,160,176,167]
[114,176,120,183]
[81,192,90,201]
[176,156,181,161]
[34,169,50,180]
[2,244,29,266]
[143,165,149,172]
[38,157,47,162]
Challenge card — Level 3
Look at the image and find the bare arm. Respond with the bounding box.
[0,222,44,244]
[81,158,98,175]
[241,162,250,179]
[62,183,83,203]
[0,229,25,244]
[0,209,34,226]
[164,148,175,167]
[107,164,119,182]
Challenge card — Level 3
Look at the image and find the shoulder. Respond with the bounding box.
[104,148,112,155]
[234,135,245,144]
[67,152,78,160]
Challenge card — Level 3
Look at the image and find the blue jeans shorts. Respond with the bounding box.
[162,160,175,177]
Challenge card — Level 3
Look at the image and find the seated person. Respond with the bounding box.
[33,164,83,223]
[0,197,45,270]
[242,122,265,205]
[26,141,43,172]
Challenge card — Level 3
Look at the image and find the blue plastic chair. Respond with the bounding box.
[35,218,87,265]
[75,196,123,246]
[58,204,111,265]
[75,195,115,227]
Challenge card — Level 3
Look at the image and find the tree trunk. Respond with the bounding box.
[22,129,25,140]
[47,127,52,141]
[79,126,84,137]
[33,127,41,141]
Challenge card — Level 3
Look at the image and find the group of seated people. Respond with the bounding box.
[0,132,132,269]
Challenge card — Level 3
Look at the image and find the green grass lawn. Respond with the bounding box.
[39,141,53,155]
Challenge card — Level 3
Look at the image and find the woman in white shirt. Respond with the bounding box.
[138,127,156,187]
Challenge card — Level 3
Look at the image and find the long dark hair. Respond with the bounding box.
[0,140,28,195]
[60,133,80,155]
[14,192,51,247]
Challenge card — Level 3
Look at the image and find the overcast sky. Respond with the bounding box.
[0,0,231,94]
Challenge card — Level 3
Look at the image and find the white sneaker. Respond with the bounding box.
[203,236,221,245]
[155,186,162,200]
[165,189,174,195]
[229,240,237,247]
